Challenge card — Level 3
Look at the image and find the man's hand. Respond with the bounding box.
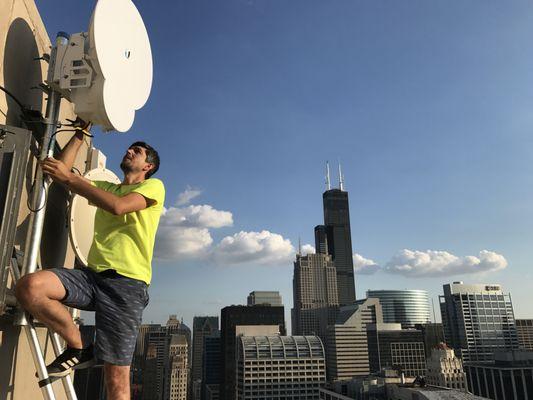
[41,157,74,185]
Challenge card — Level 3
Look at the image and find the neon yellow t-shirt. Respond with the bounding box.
[87,178,165,284]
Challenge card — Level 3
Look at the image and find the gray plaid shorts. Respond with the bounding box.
[50,267,149,366]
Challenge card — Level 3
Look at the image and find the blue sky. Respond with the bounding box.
[36,1,533,330]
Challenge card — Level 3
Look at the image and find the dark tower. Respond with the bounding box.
[314,225,328,254]
[322,164,355,306]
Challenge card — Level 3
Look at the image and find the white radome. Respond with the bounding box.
[70,0,153,132]
[69,168,121,266]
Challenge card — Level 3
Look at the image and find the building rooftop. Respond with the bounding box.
[396,385,487,400]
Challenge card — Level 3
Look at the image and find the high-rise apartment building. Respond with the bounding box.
[426,343,467,391]
[367,323,427,378]
[236,336,326,400]
[326,298,383,381]
[165,334,188,400]
[322,187,356,306]
[366,290,431,329]
[516,319,533,350]
[292,252,339,343]
[247,291,283,306]
[192,316,219,396]
[220,305,286,400]
[440,282,519,363]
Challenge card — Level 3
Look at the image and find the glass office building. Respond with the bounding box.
[366,290,431,329]
[440,282,519,364]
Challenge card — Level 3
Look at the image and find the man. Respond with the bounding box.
[15,127,165,400]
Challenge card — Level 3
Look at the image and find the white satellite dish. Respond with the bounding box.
[68,168,121,266]
[54,0,153,132]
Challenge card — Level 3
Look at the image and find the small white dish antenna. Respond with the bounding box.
[68,168,120,266]
[51,0,152,132]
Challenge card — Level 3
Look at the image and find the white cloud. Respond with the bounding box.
[176,186,202,206]
[155,226,212,260]
[384,249,507,277]
[155,203,232,260]
[161,205,233,229]
[212,230,295,265]
[301,244,315,255]
[353,253,380,275]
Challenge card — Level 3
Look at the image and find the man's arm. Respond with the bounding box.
[41,157,151,215]
[58,130,85,171]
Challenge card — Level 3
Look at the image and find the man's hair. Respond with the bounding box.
[131,141,160,178]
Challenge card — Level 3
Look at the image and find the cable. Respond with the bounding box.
[0,84,25,111]
[26,166,47,213]
[71,166,82,176]
[51,123,94,141]
[28,121,93,213]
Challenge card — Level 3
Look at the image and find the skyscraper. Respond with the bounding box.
[165,334,188,400]
[220,305,286,400]
[202,332,221,400]
[322,170,356,306]
[366,290,432,329]
[133,324,161,399]
[167,315,192,361]
[326,298,382,381]
[142,329,170,400]
[440,282,519,363]
[247,291,282,306]
[192,316,219,386]
[292,252,339,343]
[141,317,192,400]
[314,225,328,255]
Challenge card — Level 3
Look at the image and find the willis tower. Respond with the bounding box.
[315,163,355,306]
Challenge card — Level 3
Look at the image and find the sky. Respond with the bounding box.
[35,0,533,331]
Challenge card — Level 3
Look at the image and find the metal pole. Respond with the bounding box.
[50,332,78,400]
[19,31,68,281]
[25,324,57,400]
[19,88,61,279]
[9,256,56,400]
[14,87,61,328]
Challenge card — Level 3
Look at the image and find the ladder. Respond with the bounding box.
[9,251,78,400]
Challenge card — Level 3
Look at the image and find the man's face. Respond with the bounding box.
[120,145,153,175]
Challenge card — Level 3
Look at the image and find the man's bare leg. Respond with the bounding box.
[15,270,83,349]
[104,364,130,400]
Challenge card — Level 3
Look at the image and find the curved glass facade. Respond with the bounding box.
[366,290,431,328]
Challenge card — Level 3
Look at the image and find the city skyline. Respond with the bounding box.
[33,0,533,330]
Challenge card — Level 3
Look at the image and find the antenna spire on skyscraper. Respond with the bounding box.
[338,161,345,191]
[326,161,331,191]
